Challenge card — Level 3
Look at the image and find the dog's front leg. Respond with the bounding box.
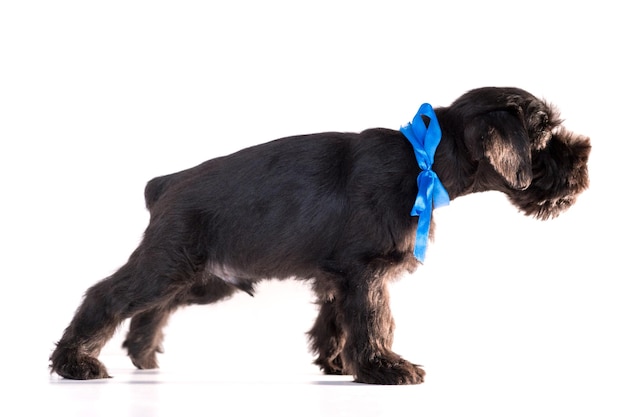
[308,298,347,375]
[339,270,425,385]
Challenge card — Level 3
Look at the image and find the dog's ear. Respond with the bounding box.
[464,110,532,190]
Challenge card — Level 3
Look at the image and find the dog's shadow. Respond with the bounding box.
[50,369,360,386]
[311,379,358,386]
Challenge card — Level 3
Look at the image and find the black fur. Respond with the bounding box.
[50,87,590,384]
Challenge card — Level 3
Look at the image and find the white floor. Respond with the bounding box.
[45,360,422,417]
[19,347,624,417]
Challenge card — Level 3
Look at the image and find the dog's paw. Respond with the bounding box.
[315,355,345,375]
[50,354,111,380]
[354,356,425,385]
[123,339,162,370]
[127,352,160,370]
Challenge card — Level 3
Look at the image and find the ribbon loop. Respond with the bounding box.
[400,103,450,262]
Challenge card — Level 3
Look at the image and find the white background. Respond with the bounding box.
[1,1,624,416]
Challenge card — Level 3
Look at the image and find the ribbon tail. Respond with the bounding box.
[413,203,432,263]
[432,173,451,208]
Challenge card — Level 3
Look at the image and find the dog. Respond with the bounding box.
[50,87,590,384]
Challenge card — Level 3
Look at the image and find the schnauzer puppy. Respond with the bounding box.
[50,87,590,384]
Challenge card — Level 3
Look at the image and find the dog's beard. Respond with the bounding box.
[508,183,585,220]
[506,131,590,220]
[522,194,578,220]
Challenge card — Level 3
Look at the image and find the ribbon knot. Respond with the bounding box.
[400,103,450,262]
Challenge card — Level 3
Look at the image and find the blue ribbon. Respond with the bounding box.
[400,103,450,262]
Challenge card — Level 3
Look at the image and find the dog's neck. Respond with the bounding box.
[432,108,481,200]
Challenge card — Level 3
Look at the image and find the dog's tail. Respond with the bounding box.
[144,174,176,210]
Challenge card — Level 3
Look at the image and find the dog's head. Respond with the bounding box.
[446,87,591,219]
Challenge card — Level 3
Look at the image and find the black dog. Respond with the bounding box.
[50,87,590,384]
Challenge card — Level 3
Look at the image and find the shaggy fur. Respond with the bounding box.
[50,87,590,384]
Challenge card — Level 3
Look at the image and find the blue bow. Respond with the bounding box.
[400,103,450,262]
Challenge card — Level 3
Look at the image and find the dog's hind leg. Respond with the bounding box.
[49,247,192,380]
[121,305,173,370]
[122,275,237,369]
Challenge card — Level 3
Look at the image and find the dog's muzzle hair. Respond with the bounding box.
[50,87,590,384]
